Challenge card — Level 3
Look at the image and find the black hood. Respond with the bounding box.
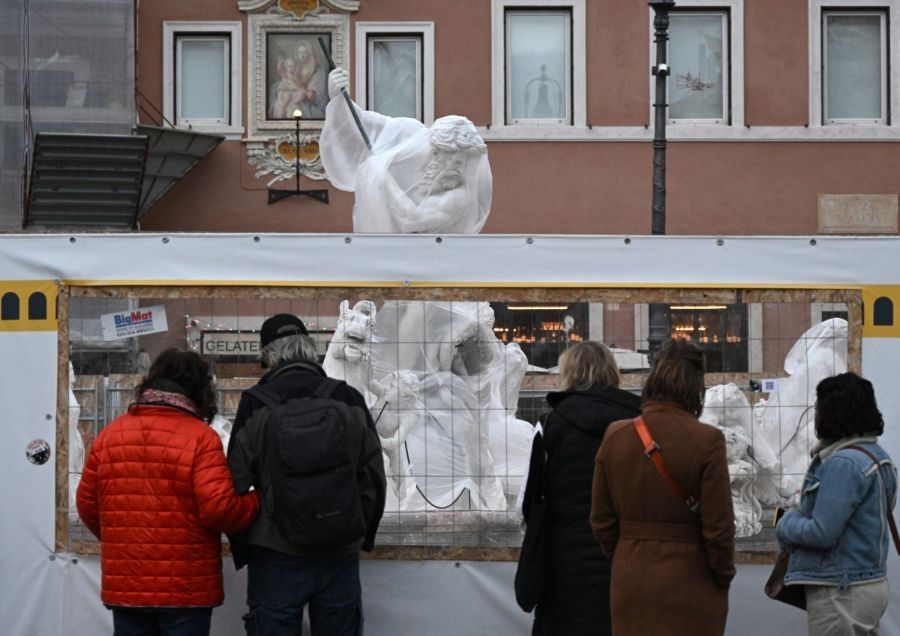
[546,386,642,436]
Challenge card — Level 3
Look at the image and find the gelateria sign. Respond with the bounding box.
[201,331,260,356]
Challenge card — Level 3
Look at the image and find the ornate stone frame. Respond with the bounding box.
[245,10,350,140]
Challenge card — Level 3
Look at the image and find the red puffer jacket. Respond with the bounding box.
[76,404,260,608]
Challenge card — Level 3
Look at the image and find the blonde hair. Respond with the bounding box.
[558,341,620,391]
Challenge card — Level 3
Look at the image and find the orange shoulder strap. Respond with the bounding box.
[632,416,700,514]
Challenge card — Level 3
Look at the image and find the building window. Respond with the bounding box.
[176,35,229,125]
[368,35,423,120]
[823,11,888,124]
[668,11,730,123]
[505,9,571,124]
[355,22,434,125]
[490,302,588,369]
[491,0,586,132]
[163,22,243,137]
[669,304,747,372]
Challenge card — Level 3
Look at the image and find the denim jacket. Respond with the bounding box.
[776,436,897,590]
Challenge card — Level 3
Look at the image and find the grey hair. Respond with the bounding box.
[261,334,319,368]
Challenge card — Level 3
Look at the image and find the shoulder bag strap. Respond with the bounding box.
[846,444,900,555]
[633,416,700,514]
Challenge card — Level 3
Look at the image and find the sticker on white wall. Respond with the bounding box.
[100,305,168,340]
[761,378,780,393]
[25,439,51,465]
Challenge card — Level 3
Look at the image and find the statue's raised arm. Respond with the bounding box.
[320,67,492,234]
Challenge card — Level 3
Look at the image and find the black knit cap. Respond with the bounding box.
[259,313,308,348]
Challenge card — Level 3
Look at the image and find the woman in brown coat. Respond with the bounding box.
[590,339,735,635]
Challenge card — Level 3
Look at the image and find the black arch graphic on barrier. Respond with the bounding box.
[2,292,20,320]
[874,296,894,326]
[28,292,47,320]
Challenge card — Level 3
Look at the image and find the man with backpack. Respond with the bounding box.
[227,313,386,636]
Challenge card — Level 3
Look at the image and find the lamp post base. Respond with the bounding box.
[267,188,330,205]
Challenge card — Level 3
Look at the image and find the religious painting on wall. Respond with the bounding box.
[265,32,331,120]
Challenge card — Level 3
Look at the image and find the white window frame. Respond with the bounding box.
[821,9,888,125]
[809,0,900,128]
[649,1,744,128]
[505,9,571,125]
[355,22,435,125]
[491,0,586,134]
[163,22,243,139]
[666,10,730,124]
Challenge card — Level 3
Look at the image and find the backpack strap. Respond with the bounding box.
[846,444,900,556]
[313,377,341,400]
[633,416,700,514]
[244,384,283,410]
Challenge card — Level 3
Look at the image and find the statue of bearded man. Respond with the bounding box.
[320,68,492,234]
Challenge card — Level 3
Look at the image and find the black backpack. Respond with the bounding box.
[245,378,367,548]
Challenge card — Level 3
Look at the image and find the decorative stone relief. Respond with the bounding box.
[246,134,325,185]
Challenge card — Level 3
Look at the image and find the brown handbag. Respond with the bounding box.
[764,552,806,610]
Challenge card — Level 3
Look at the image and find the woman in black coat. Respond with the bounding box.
[528,341,642,635]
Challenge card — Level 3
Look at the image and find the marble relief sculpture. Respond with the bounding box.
[321,68,532,511]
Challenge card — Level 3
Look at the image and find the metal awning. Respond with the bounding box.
[24,126,224,229]
[25,133,148,229]
[136,125,224,220]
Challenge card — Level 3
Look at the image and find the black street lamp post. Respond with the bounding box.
[648,0,675,363]
[268,109,329,205]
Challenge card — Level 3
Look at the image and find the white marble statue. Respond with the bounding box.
[321,68,531,511]
[324,299,531,511]
[323,300,378,406]
[320,68,492,234]
[700,383,768,537]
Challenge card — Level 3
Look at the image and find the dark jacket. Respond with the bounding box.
[532,386,641,636]
[227,361,386,568]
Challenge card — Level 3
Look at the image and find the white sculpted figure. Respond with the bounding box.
[700,383,767,537]
[320,68,492,234]
[320,69,530,512]
[323,300,377,406]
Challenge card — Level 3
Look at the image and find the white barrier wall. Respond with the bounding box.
[1,234,899,635]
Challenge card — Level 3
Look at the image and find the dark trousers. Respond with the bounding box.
[244,546,362,636]
[111,607,212,636]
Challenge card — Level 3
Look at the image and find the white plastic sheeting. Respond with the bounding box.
[326,300,532,510]
[320,97,492,234]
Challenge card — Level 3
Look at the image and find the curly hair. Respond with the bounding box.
[641,339,706,417]
[137,348,217,422]
[815,372,884,440]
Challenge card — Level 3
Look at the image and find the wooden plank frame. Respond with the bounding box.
[57,285,863,562]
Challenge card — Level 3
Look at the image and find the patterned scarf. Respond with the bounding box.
[136,388,200,418]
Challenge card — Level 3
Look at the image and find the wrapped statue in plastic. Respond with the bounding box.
[700,383,772,537]
[320,68,492,234]
[325,299,533,511]
[752,318,848,506]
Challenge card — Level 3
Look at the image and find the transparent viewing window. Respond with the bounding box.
[59,287,860,559]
